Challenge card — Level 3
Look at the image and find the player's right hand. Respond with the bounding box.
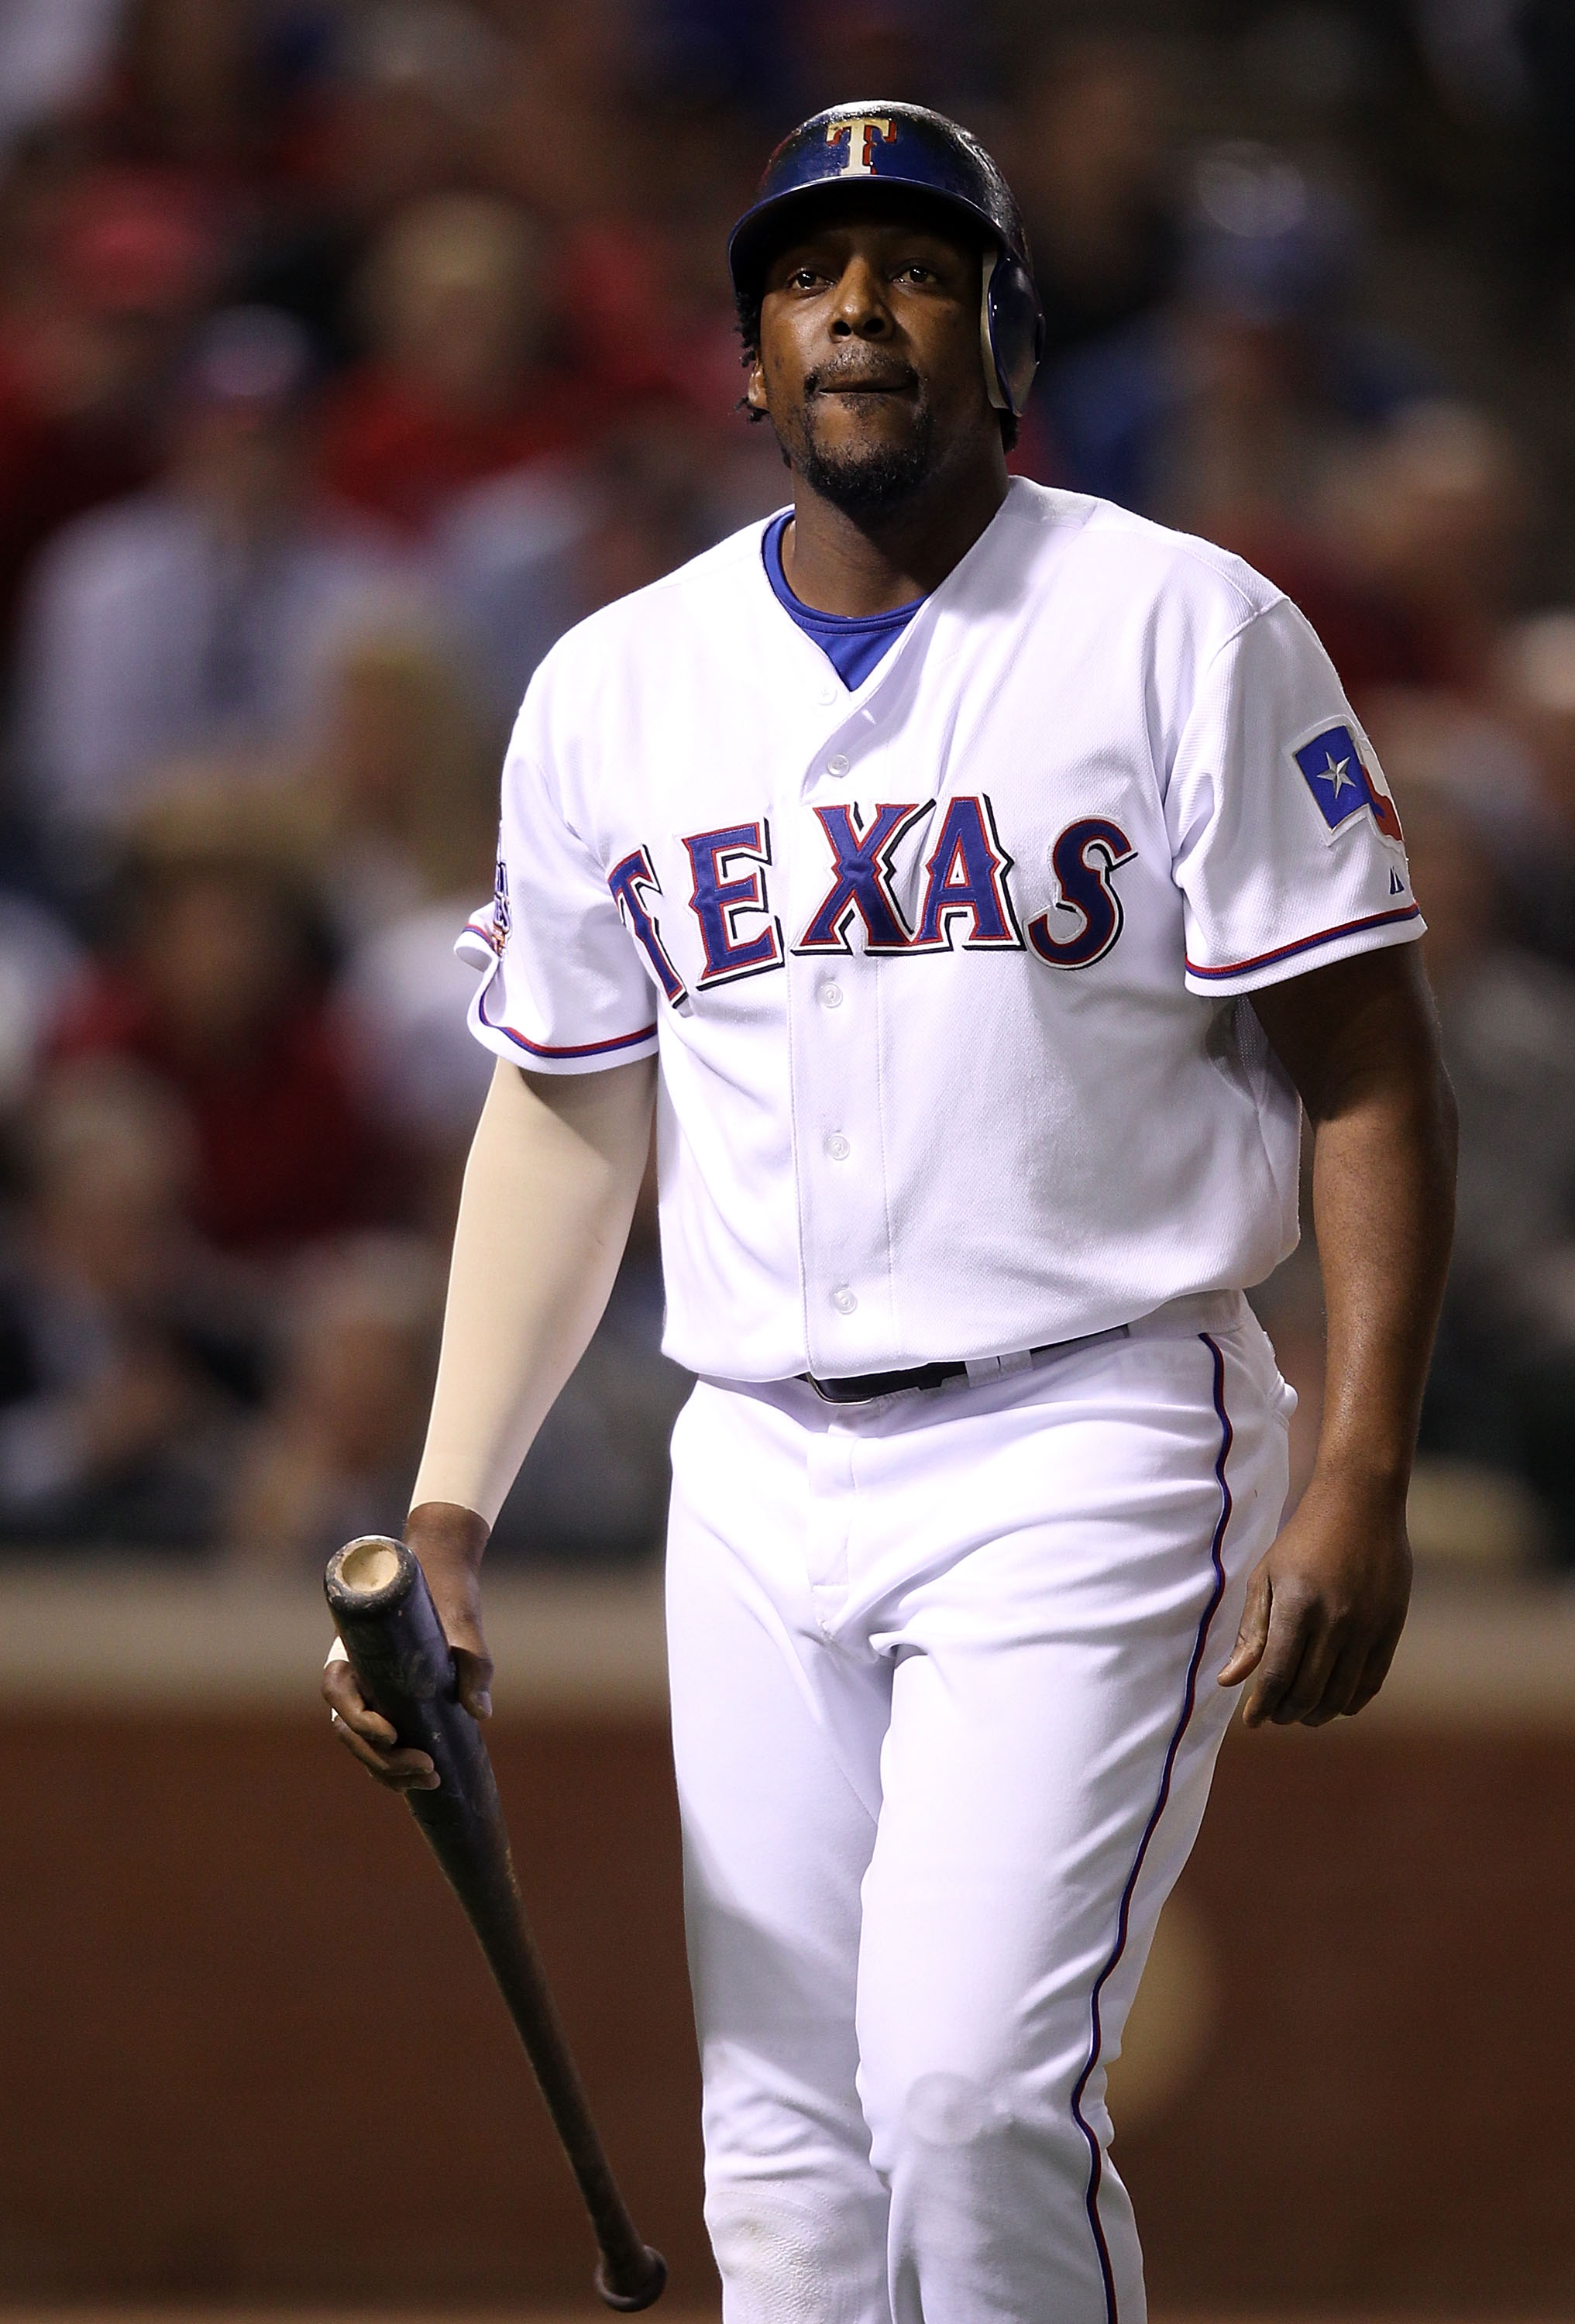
[322,1502,494,1789]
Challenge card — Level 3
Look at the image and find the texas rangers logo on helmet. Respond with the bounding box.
[826,115,895,176]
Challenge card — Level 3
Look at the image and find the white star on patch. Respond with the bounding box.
[1317,750,1355,797]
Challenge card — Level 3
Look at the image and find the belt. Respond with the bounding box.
[800,1324,1129,1406]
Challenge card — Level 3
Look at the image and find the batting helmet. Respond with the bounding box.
[727,101,1044,418]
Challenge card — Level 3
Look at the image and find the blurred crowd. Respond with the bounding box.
[0,0,1573,1570]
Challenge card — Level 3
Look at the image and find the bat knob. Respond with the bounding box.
[595,2244,667,2310]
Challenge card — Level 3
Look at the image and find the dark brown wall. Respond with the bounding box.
[0,1716,709,2309]
[1125,1725,1575,2315]
[2,1710,1572,2314]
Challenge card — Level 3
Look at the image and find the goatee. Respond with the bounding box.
[792,411,935,517]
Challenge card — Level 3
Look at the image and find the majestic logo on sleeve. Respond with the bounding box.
[1291,724,1405,845]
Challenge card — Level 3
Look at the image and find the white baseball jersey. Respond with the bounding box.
[460,476,1420,1384]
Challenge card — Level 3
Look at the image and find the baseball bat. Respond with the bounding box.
[324,1534,666,2312]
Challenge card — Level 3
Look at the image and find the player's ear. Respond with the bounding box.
[745,354,769,416]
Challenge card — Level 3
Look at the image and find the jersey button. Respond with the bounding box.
[830,1285,858,1315]
[825,1132,851,1161]
[827,752,850,776]
[818,982,844,1009]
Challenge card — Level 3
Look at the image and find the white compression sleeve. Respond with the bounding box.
[409,1054,656,1527]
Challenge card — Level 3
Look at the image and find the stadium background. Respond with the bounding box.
[0,0,1571,2317]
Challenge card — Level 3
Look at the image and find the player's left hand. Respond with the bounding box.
[1216,1475,1412,1727]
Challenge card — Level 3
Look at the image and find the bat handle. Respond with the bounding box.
[596,2243,669,2310]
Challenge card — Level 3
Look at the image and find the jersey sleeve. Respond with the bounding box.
[461,705,660,1075]
[1167,593,1423,997]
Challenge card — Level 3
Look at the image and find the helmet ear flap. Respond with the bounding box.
[980,248,1044,418]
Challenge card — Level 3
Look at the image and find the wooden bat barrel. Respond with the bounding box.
[325,1535,667,2312]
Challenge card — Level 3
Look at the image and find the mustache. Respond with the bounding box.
[805,358,920,397]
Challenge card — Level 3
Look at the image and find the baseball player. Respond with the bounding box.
[325,105,1456,2323]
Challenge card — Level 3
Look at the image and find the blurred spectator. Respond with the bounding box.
[340,888,497,1232]
[49,782,400,1257]
[1009,32,1182,368]
[1319,401,1529,696]
[1501,612,1575,833]
[310,615,500,1219]
[490,12,774,441]
[1518,0,1575,323]
[223,1231,443,1568]
[0,889,81,1112]
[223,1198,690,1571]
[244,0,511,363]
[1037,141,1443,694]
[15,305,402,851]
[437,458,587,720]
[543,88,769,435]
[441,411,731,719]
[631,0,788,113]
[0,1057,246,1549]
[105,0,271,184]
[492,1174,693,1566]
[0,0,121,165]
[487,0,643,232]
[1254,729,1575,1551]
[0,164,218,631]
[316,193,596,535]
[1357,676,1562,957]
[551,187,786,489]
[1359,682,1548,858]
[1039,144,1365,514]
[1398,772,1575,1563]
[793,0,958,111]
[1494,610,1575,964]
[301,611,497,944]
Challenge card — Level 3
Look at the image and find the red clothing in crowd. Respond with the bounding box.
[0,340,152,631]
[0,169,219,627]
[315,363,599,534]
[51,976,394,1254]
[1202,521,1446,700]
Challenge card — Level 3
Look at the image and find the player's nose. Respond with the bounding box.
[828,255,895,337]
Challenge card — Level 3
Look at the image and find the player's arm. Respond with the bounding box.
[323,1050,657,1786]
[1218,942,1456,1727]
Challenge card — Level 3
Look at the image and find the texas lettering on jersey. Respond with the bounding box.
[609,792,1135,1004]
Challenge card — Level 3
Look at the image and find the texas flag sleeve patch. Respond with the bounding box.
[1291,723,1404,844]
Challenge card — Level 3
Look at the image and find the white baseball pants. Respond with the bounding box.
[665,1292,1292,2324]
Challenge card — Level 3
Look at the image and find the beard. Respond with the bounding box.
[781,390,937,517]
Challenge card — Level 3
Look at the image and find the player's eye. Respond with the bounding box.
[786,266,826,290]
[894,263,937,285]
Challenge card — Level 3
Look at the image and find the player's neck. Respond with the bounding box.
[782,452,1009,617]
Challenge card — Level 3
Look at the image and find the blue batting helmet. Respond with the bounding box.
[727,101,1045,418]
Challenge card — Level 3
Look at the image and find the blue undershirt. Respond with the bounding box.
[763,511,927,691]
